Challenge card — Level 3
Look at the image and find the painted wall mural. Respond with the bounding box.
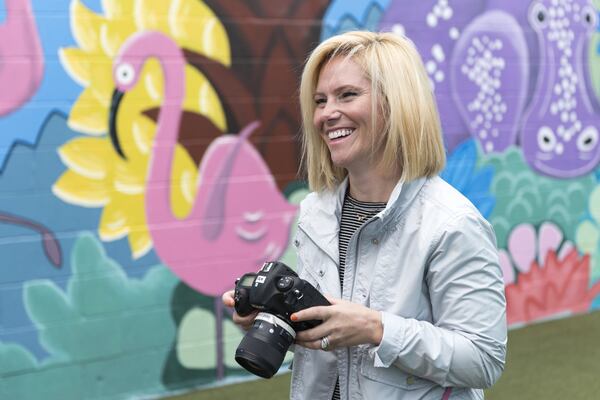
[0,0,599,398]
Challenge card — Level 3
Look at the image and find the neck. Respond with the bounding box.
[347,169,400,202]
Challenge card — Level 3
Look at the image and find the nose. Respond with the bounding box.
[316,101,341,127]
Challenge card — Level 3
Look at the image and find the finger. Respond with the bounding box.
[295,339,324,351]
[295,326,329,343]
[232,310,258,329]
[291,305,330,322]
[325,295,342,305]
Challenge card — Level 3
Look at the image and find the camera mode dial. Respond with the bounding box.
[276,276,294,291]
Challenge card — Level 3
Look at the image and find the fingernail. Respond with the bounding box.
[290,314,298,322]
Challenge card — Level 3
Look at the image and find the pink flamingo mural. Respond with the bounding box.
[111,31,297,378]
[0,0,44,116]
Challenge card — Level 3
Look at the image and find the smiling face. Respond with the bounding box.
[312,56,384,176]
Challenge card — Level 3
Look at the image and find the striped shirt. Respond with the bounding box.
[332,193,386,400]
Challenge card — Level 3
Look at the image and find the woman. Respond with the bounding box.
[224,31,506,399]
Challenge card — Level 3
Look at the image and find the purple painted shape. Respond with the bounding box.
[382,0,600,178]
[0,0,44,116]
[451,10,529,153]
[113,31,297,298]
[379,0,487,152]
[520,0,600,178]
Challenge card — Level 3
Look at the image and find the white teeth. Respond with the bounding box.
[328,129,354,139]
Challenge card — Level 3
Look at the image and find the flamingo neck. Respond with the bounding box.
[4,0,31,12]
[3,0,33,27]
[143,33,189,222]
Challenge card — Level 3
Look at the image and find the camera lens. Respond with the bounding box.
[235,312,296,378]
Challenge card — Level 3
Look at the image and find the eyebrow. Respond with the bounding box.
[313,84,365,97]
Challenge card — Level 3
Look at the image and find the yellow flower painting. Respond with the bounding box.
[54,0,230,258]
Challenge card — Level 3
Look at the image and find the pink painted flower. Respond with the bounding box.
[505,249,600,327]
[499,222,573,284]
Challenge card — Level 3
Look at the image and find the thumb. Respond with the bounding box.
[222,290,235,307]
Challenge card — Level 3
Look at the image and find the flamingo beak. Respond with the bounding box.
[109,89,127,160]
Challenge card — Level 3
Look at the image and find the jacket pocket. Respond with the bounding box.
[359,353,432,391]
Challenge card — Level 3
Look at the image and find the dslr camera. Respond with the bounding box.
[233,261,330,378]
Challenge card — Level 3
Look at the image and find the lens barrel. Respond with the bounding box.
[235,312,296,378]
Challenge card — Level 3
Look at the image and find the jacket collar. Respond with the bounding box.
[298,176,429,260]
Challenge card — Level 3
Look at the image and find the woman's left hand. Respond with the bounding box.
[292,297,383,351]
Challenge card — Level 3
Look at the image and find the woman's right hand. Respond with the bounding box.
[222,289,259,331]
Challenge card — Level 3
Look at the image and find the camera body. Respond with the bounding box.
[235,261,330,331]
[233,261,330,378]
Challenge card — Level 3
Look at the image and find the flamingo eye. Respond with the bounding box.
[577,127,598,152]
[116,63,135,86]
[537,126,556,152]
[529,3,549,28]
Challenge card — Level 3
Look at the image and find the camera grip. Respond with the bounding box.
[234,287,255,316]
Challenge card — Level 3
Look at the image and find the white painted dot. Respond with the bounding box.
[449,27,460,40]
[485,142,494,152]
[392,24,406,37]
[442,7,453,19]
[426,61,437,74]
[434,70,445,82]
[555,142,564,154]
[569,112,577,122]
[432,44,445,62]
[427,13,438,27]
[554,84,562,95]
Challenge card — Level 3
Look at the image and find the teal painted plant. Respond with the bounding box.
[481,148,596,249]
[2,233,180,400]
[576,185,600,287]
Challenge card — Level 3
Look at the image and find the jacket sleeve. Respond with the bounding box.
[371,212,507,389]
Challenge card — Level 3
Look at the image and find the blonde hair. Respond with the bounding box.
[299,30,446,192]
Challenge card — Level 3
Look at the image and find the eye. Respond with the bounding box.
[341,91,357,99]
[116,63,135,86]
[529,2,549,29]
[577,127,598,152]
[314,97,326,106]
[582,6,598,28]
[537,126,556,152]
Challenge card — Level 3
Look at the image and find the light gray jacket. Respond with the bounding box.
[289,176,507,400]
